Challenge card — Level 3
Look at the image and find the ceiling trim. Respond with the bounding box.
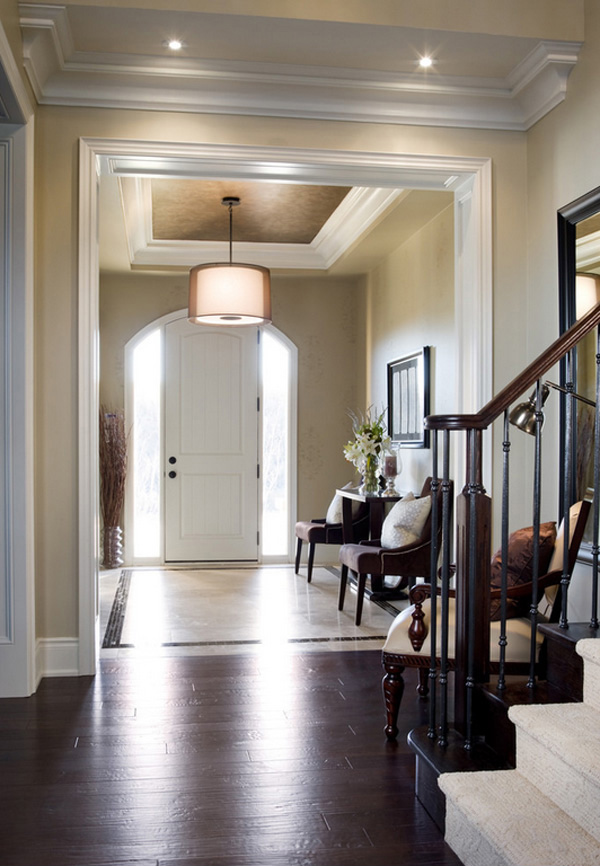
[95,141,478,189]
[20,5,581,131]
[0,18,33,123]
[120,180,406,270]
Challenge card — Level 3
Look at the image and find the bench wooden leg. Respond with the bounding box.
[382,659,405,740]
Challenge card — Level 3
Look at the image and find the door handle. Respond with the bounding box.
[168,456,177,464]
[168,470,177,479]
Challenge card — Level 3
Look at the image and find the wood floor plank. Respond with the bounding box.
[0,650,462,866]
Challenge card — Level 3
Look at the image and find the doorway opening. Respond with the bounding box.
[125,315,297,564]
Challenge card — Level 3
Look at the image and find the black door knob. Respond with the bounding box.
[168,470,177,479]
[168,456,177,464]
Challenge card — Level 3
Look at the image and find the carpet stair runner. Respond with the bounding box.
[439,639,600,866]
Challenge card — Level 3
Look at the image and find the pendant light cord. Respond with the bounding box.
[228,201,233,265]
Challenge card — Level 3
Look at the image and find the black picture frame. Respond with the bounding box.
[387,347,430,448]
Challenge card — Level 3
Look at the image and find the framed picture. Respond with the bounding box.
[387,347,430,448]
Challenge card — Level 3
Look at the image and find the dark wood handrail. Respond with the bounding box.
[426,301,600,431]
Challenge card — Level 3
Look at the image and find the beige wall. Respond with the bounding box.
[35,104,531,640]
[523,0,600,519]
[99,271,365,532]
[367,200,455,494]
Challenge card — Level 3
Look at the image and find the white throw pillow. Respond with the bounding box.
[380,492,431,549]
[325,482,361,525]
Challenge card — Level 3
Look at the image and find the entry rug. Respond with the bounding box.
[102,567,402,650]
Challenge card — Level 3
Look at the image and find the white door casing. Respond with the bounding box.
[79,139,493,675]
[164,318,259,562]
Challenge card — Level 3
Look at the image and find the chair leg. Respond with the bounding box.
[307,543,316,583]
[295,538,302,574]
[338,564,348,610]
[417,666,429,698]
[382,660,405,740]
[355,573,367,625]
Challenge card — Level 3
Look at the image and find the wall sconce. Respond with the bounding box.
[188,197,272,326]
[509,381,596,436]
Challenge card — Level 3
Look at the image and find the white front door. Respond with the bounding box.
[164,318,259,562]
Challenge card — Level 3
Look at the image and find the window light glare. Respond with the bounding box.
[419,56,433,68]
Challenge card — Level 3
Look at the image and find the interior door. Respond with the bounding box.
[164,318,259,561]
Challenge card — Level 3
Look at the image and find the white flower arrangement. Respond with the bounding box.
[343,407,391,471]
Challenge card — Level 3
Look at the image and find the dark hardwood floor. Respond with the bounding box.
[0,650,462,866]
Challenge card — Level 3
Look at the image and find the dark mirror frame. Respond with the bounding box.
[557,184,600,522]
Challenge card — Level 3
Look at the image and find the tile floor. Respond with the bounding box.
[100,564,407,659]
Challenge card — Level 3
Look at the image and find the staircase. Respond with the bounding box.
[439,638,600,866]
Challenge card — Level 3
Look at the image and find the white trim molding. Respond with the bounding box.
[20,5,580,132]
[78,139,493,670]
[0,121,36,698]
[0,18,34,123]
[36,638,79,683]
[120,181,406,271]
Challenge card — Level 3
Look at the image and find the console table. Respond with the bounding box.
[335,486,402,544]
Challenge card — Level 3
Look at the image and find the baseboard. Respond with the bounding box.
[35,637,79,685]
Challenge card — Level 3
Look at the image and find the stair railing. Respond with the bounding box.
[424,301,600,749]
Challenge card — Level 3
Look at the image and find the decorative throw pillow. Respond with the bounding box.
[325,482,361,525]
[380,492,432,549]
[489,521,557,621]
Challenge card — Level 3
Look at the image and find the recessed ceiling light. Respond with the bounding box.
[419,56,433,69]
[164,39,184,51]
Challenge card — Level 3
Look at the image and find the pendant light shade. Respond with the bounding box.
[188,197,272,326]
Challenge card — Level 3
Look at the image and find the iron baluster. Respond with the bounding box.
[438,429,451,748]
[464,428,479,751]
[427,431,440,740]
[527,380,544,687]
[560,351,575,628]
[497,410,511,691]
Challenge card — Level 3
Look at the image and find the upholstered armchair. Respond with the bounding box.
[381,499,590,740]
[338,477,450,625]
[295,485,369,583]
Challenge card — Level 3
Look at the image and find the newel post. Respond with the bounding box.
[454,428,491,740]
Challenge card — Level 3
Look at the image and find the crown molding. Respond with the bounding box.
[20,5,582,131]
[0,19,34,122]
[119,180,406,270]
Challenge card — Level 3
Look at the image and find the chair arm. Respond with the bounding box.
[407,583,457,652]
[357,539,384,547]
[311,518,327,524]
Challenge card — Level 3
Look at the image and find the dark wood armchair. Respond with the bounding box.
[338,477,451,625]
[381,499,590,740]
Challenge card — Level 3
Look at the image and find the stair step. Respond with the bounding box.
[578,638,600,710]
[440,769,600,866]
[478,679,577,767]
[509,702,600,842]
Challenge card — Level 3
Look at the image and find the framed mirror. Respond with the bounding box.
[558,185,600,550]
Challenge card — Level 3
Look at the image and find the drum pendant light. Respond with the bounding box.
[188,196,272,326]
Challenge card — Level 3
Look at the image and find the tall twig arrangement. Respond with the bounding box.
[99,408,128,528]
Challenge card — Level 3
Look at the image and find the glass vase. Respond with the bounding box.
[359,455,379,495]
